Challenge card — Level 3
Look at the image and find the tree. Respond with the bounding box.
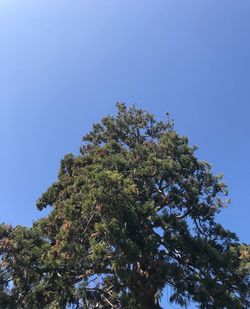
[0,103,249,308]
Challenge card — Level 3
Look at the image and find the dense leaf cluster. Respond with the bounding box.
[1,104,249,308]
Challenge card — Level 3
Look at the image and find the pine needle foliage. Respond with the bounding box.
[1,104,249,308]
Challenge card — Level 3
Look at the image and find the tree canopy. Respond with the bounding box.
[0,104,249,308]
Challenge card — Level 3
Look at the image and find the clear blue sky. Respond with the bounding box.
[0,1,249,308]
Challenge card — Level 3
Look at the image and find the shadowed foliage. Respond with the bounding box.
[1,104,249,308]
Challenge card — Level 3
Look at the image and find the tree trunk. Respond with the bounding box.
[137,287,163,309]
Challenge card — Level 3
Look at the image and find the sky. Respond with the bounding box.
[0,1,249,307]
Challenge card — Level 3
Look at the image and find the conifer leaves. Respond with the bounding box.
[0,104,249,308]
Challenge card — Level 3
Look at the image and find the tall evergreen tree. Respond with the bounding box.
[1,104,249,308]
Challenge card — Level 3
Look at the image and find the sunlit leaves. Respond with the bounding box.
[0,104,249,308]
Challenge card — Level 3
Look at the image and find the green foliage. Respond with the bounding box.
[0,104,249,308]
